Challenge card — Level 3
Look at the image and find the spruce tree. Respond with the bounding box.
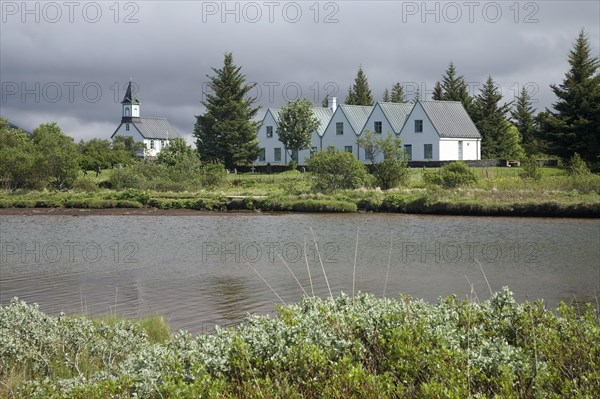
[194,53,260,169]
[473,76,523,159]
[382,89,390,102]
[511,87,537,155]
[544,30,600,164]
[345,67,373,105]
[390,82,406,103]
[432,82,443,100]
[439,62,473,113]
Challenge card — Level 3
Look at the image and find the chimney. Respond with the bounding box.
[328,96,337,112]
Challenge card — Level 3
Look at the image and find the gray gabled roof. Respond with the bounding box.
[338,104,372,134]
[265,107,333,136]
[377,102,413,133]
[417,101,481,139]
[132,117,181,140]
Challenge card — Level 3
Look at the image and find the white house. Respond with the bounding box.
[320,103,372,159]
[359,102,413,162]
[255,102,333,164]
[399,100,481,161]
[255,98,481,163]
[111,81,181,158]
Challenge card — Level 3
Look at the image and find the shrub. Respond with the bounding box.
[72,178,100,192]
[567,153,591,176]
[200,164,226,189]
[425,161,478,188]
[519,156,542,181]
[114,189,150,205]
[308,146,371,192]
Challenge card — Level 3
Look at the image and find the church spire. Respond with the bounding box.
[121,80,141,123]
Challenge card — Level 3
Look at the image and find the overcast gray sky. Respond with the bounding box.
[1,0,598,143]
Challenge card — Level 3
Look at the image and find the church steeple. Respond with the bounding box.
[121,80,140,123]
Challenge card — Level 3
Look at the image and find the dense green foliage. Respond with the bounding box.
[3,289,599,398]
[78,137,141,170]
[345,66,374,106]
[544,30,600,165]
[358,131,409,189]
[567,153,591,176]
[472,77,525,159]
[424,161,479,188]
[511,87,538,155]
[519,157,543,181]
[307,146,371,192]
[194,52,260,169]
[276,98,321,162]
[435,62,472,113]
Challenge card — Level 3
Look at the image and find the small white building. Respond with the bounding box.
[111,81,181,158]
[399,100,481,161]
[321,103,372,159]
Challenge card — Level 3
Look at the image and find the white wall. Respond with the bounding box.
[439,139,481,161]
[359,105,397,163]
[255,111,285,164]
[112,123,147,157]
[399,103,439,161]
[321,109,359,158]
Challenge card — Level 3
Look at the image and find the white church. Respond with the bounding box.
[256,97,481,164]
[111,81,181,158]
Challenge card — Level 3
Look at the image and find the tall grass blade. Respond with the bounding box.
[304,236,314,296]
[475,258,493,297]
[353,228,359,299]
[310,227,333,299]
[245,261,287,306]
[276,252,308,297]
[383,230,393,298]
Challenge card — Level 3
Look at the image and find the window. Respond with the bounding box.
[274,147,281,162]
[374,121,382,134]
[161,140,165,148]
[258,148,266,162]
[310,147,318,156]
[424,144,433,159]
[365,151,371,160]
[415,120,423,133]
[125,123,130,131]
[336,122,344,135]
[344,146,353,153]
[266,126,273,138]
[150,140,155,149]
[124,107,130,116]
[404,144,412,160]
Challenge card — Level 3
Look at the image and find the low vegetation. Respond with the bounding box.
[2,289,598,398]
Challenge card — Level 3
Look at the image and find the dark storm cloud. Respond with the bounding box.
[1,0,598,142]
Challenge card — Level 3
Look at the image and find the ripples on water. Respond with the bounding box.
[1,214,598,334]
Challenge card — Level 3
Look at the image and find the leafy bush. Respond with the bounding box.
[114,189,150,205]
[5,290,599,398]
[425,161,478,188]
[567,152,591,176]
[308,146,371,192]
[519,156,542,181]
[199,164,226,189]
[72,178,100,192]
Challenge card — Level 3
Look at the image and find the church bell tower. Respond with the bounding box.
[121,80,141,123]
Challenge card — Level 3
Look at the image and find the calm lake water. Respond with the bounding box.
[1,214,598,334]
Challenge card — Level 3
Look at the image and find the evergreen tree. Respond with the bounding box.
[194,53,260,169]
[277,98,321,162]
[382,89,390,102]
[390,82,406,103]
[544,30,600,164]
[439,62,473,113]
[412,87,421,103]
[432,82,443,100]
[322,96,329,108]
[345,67,373,105]
[511,87,538,155]
[472,76,523,159]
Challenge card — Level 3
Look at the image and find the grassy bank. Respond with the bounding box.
[1,166,599,217]
[1,290,599,398]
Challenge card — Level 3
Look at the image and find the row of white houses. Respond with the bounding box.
[256,98,482,164]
